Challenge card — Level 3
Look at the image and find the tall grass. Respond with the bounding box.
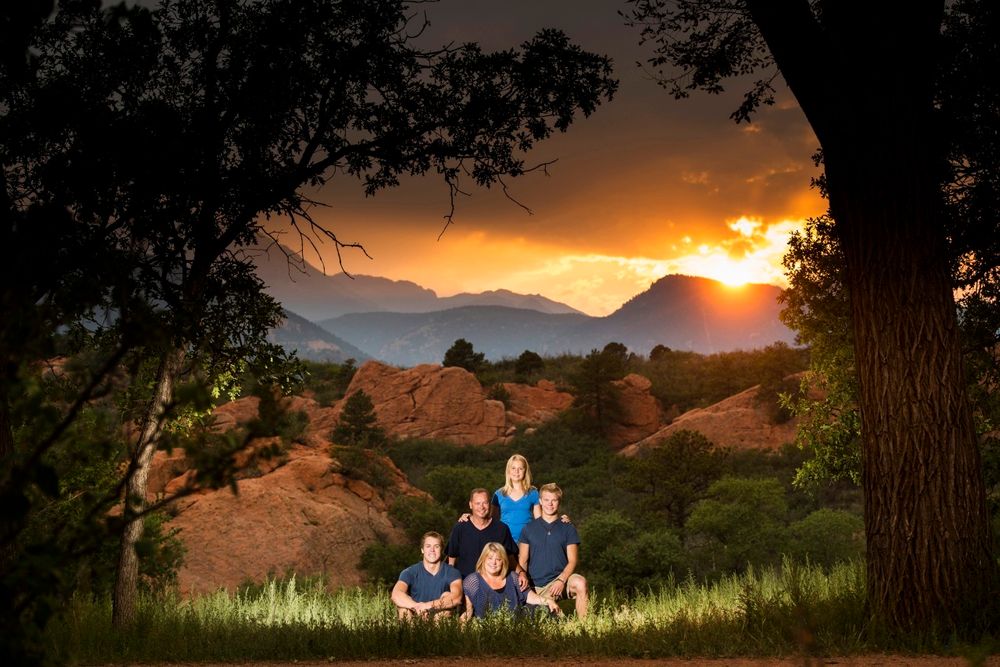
[45,560,979,664]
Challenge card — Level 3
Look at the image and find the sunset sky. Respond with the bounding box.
[275,0,826,316]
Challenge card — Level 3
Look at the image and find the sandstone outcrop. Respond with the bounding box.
[502,379,573,426]
[165,449,406,595]
[622,382,798,456]
[335,360,508,445]
[148,393,423,594]
[605,373,663,449]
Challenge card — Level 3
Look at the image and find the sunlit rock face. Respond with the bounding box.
[605,373,664,449]
[502,379,574,427]
[147,395,425,595]
[333,360,509,445]
[621,380,802,457]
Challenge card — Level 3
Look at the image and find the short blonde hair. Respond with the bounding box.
[538,482,562,499]
[474,542,509,579]
[501,454,533,496]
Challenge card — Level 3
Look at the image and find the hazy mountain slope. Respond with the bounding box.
[268,310,369,363]
[318,275,796,366]
[254,249,581,320]
[581,275,796,354]
[437,289,583,315]
[321,307,590,365]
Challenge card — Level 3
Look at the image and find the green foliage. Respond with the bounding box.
[420,465,498,517]
[45,562,934,663]
[388,496,455,543]
[358,543,415,588]
[332,390,385,449]
[442,338,485,374]
[301,359,357,407]
[568,348,625,435]
[486,383,511,408]
[247,385,310,445]
[639,343,810,415]
[579,510,687,592]
[334,447,393,490]
[686,477,790,576]
[514,350,544,380]
[787,509,865,568]
[621,430,726,529]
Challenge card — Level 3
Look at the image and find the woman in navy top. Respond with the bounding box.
[462,542,559,619]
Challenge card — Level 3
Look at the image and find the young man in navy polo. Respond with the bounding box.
[391,531,462,619]
[517,483,589,618]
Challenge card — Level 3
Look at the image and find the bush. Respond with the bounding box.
[358,542,415,587]
[787,509,864,567]
[579,510,686,593]
[389,496,456,543]
[685,477,790,577]
[420,465,498,517]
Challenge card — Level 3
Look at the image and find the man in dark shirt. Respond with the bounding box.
[517,483,589,618]
[446,488,526,588]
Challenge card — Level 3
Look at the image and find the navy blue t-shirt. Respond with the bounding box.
[397,562,461,603]
[445,519,517,579]
[518,517,580,587]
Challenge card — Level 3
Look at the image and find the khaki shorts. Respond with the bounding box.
[535,573,584,599]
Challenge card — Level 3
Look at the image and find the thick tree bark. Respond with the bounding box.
[746,0,998,633]
[835,161,997,633]
[112,349,179,628]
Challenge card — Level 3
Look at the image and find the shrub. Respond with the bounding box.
[685,477,790,577]
[787,509,864,567]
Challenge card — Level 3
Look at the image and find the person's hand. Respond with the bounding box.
[546,598,562,616]
[560,514,571,523]
[517,569,529,591]
[547,578,566,599]
[458,513,471,522]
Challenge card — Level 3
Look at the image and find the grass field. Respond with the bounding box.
[44,560,995,664]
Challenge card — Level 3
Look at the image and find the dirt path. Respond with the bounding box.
[124,656,998,667]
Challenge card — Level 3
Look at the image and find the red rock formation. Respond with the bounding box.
[165,450,407,595]
[605,373,664,449]
[502,379,573,426]
[149,393,424,594]
[335,360,507,445]
[622,382,798,456]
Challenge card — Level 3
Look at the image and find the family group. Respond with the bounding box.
[390,454,589,620]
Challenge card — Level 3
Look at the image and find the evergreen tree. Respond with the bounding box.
[442,338,485,373]
[333,390,385,448]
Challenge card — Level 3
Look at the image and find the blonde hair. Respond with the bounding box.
[501,454,533,496]
[475,542,509,579]
[538,482,562,499]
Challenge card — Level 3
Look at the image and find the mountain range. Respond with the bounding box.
[314,275,796,365]
[254,248,581,321]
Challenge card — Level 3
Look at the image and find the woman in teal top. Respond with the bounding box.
[459,454,541,542]
[490,454,540,542]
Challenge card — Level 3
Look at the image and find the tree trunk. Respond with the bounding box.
[745,0,997,635]
[831,147,997,633]
[112,349,180,629]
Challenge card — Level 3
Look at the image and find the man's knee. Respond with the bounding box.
[567,573,587,597]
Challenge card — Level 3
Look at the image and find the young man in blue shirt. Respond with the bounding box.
[391,531,462,619]
[517,483,589,618]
